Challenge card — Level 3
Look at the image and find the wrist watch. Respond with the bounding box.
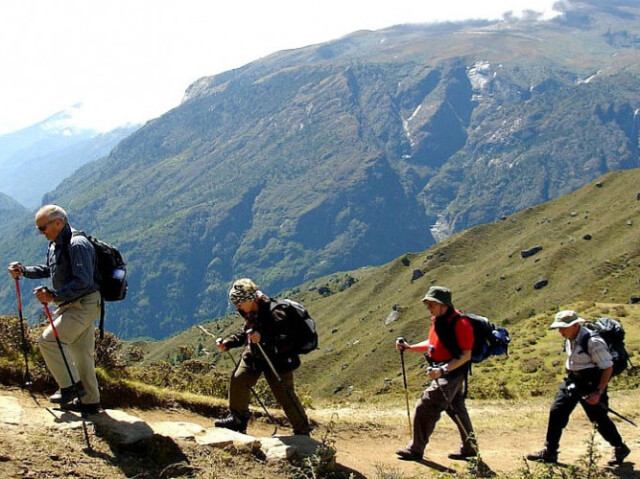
[440,364,449,375]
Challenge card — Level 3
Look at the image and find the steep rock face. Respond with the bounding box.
[2,2,640,338]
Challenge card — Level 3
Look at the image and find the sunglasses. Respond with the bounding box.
[37,219,55,232]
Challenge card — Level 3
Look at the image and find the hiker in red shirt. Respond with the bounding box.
[395,286,479,462]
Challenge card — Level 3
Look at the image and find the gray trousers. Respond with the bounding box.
[38,292,101,404]
[229,357,310,434]
[407,372,476,455]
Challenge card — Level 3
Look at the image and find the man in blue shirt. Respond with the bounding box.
[8,204,101,414]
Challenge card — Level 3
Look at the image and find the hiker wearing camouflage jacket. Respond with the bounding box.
[527,310,630,466]
[7,205,101,414]
[214,278,310,435]
[395,286,479,462]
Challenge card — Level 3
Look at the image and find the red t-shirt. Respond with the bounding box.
[427,309,474,362]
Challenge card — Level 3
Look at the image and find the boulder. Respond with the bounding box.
[195,427,261,450]
[92,409,155,444]
[521,246,543,258]
[0,396,23,425]
[384,310,399,325]
[534,279,548,290]
[149,421,206,440]
[260,434,333,462]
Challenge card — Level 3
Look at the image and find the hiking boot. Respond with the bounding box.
[60,398,100,415]
[396,447,422,461]
[448,448,478,460]
[607,444,630,466]
[214,414,248,434]
[526,448,558,464]
[49,382,85,404]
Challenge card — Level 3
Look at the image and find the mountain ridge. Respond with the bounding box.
[0,104,139,208]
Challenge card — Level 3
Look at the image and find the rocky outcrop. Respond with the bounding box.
[0,394,330,463]
[521,246,543,258]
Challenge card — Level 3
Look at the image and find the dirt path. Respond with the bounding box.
[1,386,639,478]
[308,399,640,478]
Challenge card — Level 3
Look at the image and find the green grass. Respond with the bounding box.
[134,169,640,402]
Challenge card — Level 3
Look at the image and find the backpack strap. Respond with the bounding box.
[434,312,462,359]
[578,330,597,356]
[70,231,105,340]
[433,312,472,395]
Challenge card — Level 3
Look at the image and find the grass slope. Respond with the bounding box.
[141,168,640,400]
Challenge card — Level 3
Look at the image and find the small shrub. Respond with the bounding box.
[290,414,343,479]
[521,358,543,374]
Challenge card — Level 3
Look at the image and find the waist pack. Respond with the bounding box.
[271,299,318,355]
[72,231,128,338]
[579,317,630,376]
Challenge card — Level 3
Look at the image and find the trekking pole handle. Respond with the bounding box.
[246,329,261,344]
[34,286,54,304]
[8,262,23,278]
[396,337,410,351]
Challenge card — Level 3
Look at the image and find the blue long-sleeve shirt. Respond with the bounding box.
[22,223,99,304]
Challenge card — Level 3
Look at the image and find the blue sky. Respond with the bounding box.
[0,0,560,135]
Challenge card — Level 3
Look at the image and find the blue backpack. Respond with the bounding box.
[462,313,511,363]
[436,312,510,363]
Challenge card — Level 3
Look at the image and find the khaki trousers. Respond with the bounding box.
[38,292,101,404]
[229,356,310,434]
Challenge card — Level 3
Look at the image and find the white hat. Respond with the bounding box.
[549,310,585,329]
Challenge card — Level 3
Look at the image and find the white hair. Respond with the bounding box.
[36,204,68,224]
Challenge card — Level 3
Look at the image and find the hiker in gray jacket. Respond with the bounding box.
[7,204,101,414]
[527,310,630,466]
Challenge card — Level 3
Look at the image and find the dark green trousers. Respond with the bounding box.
[229,357,310,434]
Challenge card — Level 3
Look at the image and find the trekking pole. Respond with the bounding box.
[41,297,92,451]
[227,348,279,436]
[397,337,412,436]
[602,405,637,427]
[425,355,478,456]
[197,326,279,435]
[252,336,310,434]
[11,272,33,388]
[581,396,637,427]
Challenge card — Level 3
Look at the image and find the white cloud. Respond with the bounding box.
[0,0,559,134]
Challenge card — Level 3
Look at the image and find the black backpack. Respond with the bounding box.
[436,312,511,364]
[72,231,128,338]
[579,317,630,376]
[271,299,318,355]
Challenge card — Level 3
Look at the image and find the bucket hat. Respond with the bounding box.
[421,286,453,308]
[549,310,585,329]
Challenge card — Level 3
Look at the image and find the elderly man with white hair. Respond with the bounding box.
[7,204,101,414]
[527,310,630,466]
